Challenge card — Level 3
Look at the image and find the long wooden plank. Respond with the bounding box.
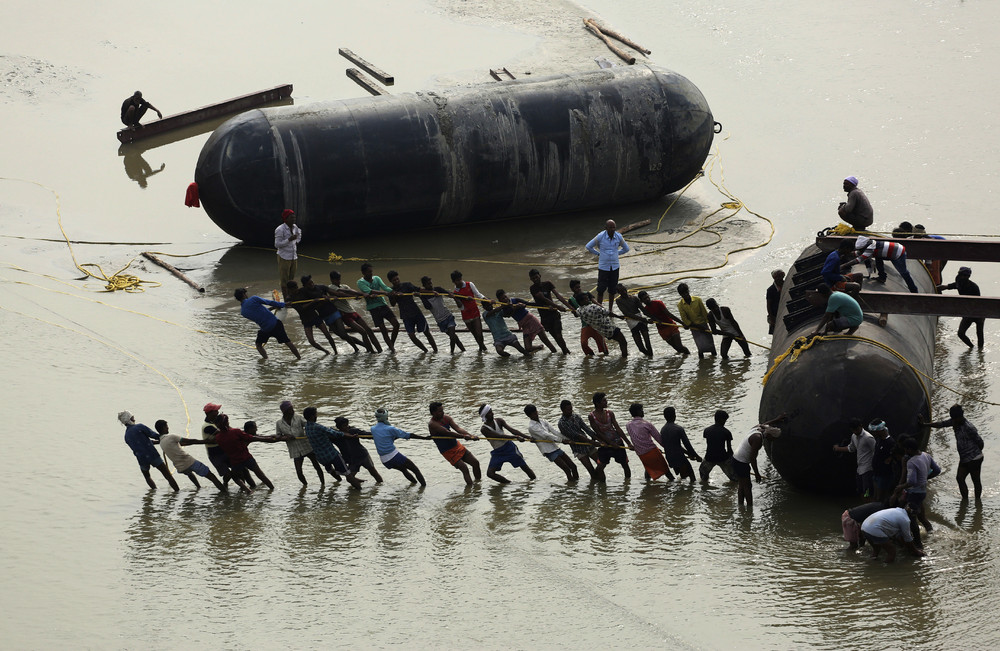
[346,69,389,96]
[817,235,1000,262]
[116,84,293,144]
[854,291,1000,318]
[339,48,394,85]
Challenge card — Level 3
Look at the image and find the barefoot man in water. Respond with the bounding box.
[428,401,482,486]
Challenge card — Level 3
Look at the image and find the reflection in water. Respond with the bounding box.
[121,150,164,189]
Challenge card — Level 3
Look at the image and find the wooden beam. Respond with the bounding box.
[854,291,1000,318]
[817,235,1000,262]
[141,252,204,293]
[116,84,293,144]
[339,48,394,85]
[346,68,389,96]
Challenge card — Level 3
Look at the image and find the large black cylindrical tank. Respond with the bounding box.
[194,64,715,244]
[759,244,937,494]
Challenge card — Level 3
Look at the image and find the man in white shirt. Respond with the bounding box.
[154,420,225,491]
[274,209,302,296]
[524,404,578,481]
[832,418,877,500]
[860,507,926,563]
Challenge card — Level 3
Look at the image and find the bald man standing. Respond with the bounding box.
[586,219,630,315]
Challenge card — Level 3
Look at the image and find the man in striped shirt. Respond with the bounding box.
[843,235,919,293]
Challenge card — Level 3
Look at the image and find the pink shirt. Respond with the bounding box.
[626,417,662,455]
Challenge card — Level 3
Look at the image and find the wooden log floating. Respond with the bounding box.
[817,235,1000,262]
[583,19,635,65]
[855,291,1000,319]
[141,252,205,292]
[618,218,651,235]
[339,48,394,85]
[346,68,389,96]
[116,84,293,144]
[586,19,652,55]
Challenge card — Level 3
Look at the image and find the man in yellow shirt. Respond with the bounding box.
[676,283,716,359]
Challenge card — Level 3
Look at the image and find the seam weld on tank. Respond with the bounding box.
[194,64,715,244]
[759,245,937,495]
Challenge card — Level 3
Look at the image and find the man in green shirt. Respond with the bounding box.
[357,262,400,352]
[811,285,864,336]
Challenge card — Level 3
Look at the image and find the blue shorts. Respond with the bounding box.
[543,449,567,463]
[488,441,527,471]
[906,490,927,509]
[136,452,164,472]
[403,313,428,334]
[323,310,343,326]
[382,452,409,470]
[437,315,457,332]
[183,460,212,477]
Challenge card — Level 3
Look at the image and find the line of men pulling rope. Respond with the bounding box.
[118,394,784,510]
[235,265,759,361]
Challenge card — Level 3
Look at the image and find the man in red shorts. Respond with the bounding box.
[428,401,482,485]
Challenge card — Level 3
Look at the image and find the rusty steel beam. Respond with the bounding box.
[855,291,1000,318]
[117,84,293,144]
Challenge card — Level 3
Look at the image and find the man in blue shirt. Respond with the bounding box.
[119,410,179,491]
[820,241,861,290]
[235,288,301,360]
[370,408,430,485]
[586,219,630,315]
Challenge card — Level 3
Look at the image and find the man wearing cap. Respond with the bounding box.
[731,417,784,509]
[833,418,877,500]
[119,410,179,491]
[200,402,253,489]
[837,176,873,230]
[235,287,301,360]
[275,209,301,295]
[370,408,429,485]
[938,267,984,348]
[843,235,919,293]
[275,400,326,487]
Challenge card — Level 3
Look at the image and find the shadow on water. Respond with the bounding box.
[121,150,164,189]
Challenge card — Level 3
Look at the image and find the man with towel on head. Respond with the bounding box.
[371,408,429,485]
[119,410,179,491]
[837,176,874,230]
